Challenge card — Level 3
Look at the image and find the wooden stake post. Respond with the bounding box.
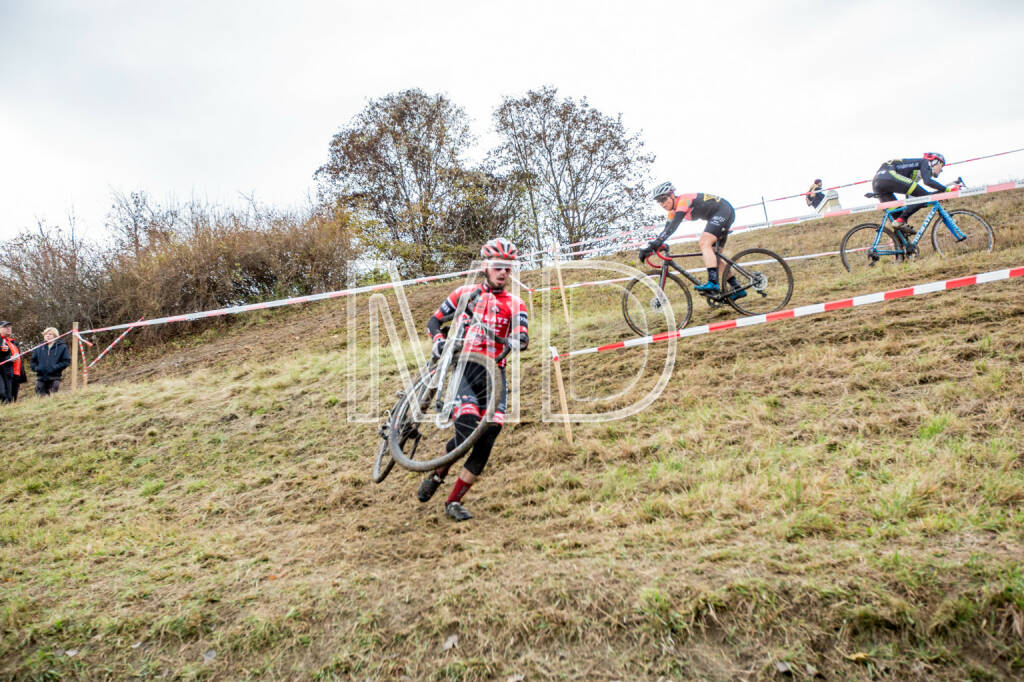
[549,346,573,444]
[550,244,571,330]
[70,322,79,391]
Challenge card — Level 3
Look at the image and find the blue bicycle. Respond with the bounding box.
[840,178,994,273]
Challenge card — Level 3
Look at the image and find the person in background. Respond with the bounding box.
[806,179,825,209]
[1,322,28,402]
[0,321,12,404]
[31,327,71,396]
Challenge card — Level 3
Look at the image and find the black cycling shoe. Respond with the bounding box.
[417,474,444,503]
[445,501,473,521]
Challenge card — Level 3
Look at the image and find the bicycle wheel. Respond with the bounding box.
[621,271,693,336]
[840,224,904,273]
[722,248,794,315]
[372,389,410,483]
[931,209,994,257]
[371,434,396,483]
[387,352,501,473]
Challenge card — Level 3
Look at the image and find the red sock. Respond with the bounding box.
[447,477,472,505]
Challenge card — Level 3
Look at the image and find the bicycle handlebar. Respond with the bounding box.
[644,245,673,269]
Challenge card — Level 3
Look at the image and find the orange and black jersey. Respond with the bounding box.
[427,282,528,365]
[654,192,733,244]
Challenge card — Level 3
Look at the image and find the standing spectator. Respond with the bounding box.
[806,179,825,210]
[31,327,71,396]
[0,321,12,404]
[2,323,28,402]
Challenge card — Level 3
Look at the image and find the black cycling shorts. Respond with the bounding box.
[454,361,507,426]
[703,203,735,247]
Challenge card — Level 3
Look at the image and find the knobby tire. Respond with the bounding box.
[931,209,994,257]
[622,271,693,336]
[722,248,794,315]
[841,223,904,273]
[387,351,501,473]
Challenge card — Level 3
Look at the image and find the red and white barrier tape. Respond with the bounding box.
[529,247,848,294]
[553,264,1024,360]
[559,178,1024,259]
[82,267,481,335]
[0,330,76,368]
[732,146,1024,210]
[6,176,1017,355]
[88,318,144,369]
[77,333,88,384]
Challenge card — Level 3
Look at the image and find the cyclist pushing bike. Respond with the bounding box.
[415,238,529,522]
[640,182,745,299]
[872,153,957,239]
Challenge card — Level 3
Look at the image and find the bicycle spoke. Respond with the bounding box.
[931,210,995,257]
[723,248,794,315]
[841,224,902,273]
[388,353,501,473]
[621,272,693,336]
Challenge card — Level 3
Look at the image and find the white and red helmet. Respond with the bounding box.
[480,238,518,262]
[923,152,946,166]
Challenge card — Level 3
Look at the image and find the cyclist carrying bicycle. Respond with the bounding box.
[872,153,956,237]
[640,182,745,297]
[416,238,529,522]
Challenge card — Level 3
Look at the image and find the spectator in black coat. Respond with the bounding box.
[806,179,825,210]
[31,327,71,396]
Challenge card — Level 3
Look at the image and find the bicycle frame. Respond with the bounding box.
[871,201,967,255]
[419,288,509,429]
[644,248,754,298]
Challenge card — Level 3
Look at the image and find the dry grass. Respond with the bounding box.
[1,191,1023,680]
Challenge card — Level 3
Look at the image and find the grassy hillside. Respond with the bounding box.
[2,191,1023,680]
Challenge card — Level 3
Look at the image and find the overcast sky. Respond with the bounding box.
[1,0,1022,242]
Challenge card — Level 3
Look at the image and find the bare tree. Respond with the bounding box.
[104,191,179,257]
[492,86,654,255]
[0,222,107,341]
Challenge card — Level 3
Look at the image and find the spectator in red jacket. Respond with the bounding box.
[0,321,19,404]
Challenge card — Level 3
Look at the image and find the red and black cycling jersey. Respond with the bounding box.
[427,282,528,364]
[876,158,947,192]
[654,192,733,244]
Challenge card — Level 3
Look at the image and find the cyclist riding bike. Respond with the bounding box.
[416,238,529,522]
[640,182,744,297]
[871,153,956,237]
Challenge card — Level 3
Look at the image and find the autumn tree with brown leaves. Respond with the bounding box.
[316,89,525,275]
[492,86,654,255]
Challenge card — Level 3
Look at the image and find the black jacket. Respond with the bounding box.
[0,337,10,378]
[31,340,71,381]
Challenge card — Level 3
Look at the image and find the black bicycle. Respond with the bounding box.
[372,288,511,483]
[622,245,794,336]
